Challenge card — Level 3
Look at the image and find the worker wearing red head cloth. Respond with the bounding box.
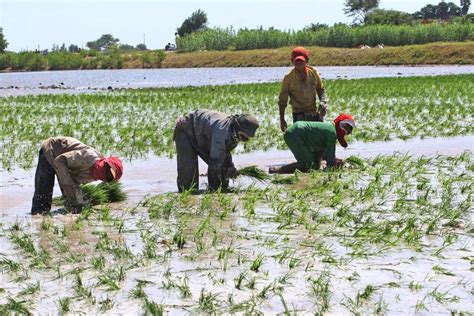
[269,114,355,174]
[31,136,123,215]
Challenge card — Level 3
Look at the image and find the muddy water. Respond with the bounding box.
[1,65,473,97]
[1,135,472,217]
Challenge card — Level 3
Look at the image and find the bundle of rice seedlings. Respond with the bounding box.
[97,181,127,202]
[237,165,270,182]
[81,183,108,205]
[53,182,127,206]
[344,155,366,169]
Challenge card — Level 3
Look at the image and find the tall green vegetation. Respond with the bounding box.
[176,23,473,51]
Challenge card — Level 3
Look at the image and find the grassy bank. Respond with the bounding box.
[1,42,473,72]
[1,74,472,170]
[160,42,474,67]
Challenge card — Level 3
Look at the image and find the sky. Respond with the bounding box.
[1,0,447,52]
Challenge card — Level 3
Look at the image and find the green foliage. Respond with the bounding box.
[47,51,82,70]
[86,34,120,51]
[413,1,462,20]
[365,9,414,25]
[177,9,208,37]
[344,0,380,24]
[0,27,8,53]
[81,181,127,205]
[176,27,235,52]
[237,165,270,182]
[177,23,473,51]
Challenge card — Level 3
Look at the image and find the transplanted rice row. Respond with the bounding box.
[1,74,473,170]
[0,152,472,314]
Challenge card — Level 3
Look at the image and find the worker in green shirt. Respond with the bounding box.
[269,114,355,174]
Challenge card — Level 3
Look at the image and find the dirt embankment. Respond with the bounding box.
[156,42,474,68]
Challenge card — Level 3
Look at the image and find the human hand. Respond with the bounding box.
[226,166,238,179]
[280,120,287,132]
[319,103,327,119]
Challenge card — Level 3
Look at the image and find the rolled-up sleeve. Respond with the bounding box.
[278,76,290,108]
[53,152,86,205]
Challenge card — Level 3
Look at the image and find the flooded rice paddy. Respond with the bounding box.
[0,72,473,314]
[1,65,473,97]
[0,137,473,314]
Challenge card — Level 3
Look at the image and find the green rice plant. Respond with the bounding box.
[0,297,32,315]
[250,253,265,272]
[234,271,247,290]
[345,155,366,169]
[198,288,220,313]
[143,296,164,316]
[172,230,186,249]
[58,297,71,314]
[18,282,40,297]
[308,270,332,313]
[1,75,473,171]
[237,165,270,182]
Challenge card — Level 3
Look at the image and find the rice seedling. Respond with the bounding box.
[143,296,164,316]
[198,288,220,314]
[237,165,270,182]
[250,253,265,272]
[1,75,473,171]
[58,297,71,314]
[0,297,32,315]
[18,282,40,297]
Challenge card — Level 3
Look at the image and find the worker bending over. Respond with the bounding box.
[174,109,259,192]
[31,136,123,215]
[270,114,355,174]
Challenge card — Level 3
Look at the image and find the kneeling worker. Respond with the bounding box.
[174,109,259,192]
[270,114,355,174]
[31,136,123,215]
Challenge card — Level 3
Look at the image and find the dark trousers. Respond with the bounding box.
[174,128,199,192]
[292,112,321,123]
[31,149,56,215]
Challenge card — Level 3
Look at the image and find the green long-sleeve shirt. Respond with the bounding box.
[284,121,337,168]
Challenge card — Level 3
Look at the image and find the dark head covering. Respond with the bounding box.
[232,114,259,138]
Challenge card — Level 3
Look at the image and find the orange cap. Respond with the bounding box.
[291,47,309,62]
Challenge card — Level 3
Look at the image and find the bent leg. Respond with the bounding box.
[284,131,314,171]
[175,129,199,192]
[31,149,55,215]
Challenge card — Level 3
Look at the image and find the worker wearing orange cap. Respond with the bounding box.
[278,46,328,133]
[269,114,355,174]
[31,136,123,215]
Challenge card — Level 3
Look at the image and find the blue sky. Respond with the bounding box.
[1,0,446,52]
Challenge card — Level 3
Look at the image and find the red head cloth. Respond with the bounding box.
[291,46,309,62]
[334,114,355,148]
[91,156,123,181]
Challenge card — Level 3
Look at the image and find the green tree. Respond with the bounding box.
[460,0,471,16]
[86,34,120,51]
[304,23,329,31]
[343,0,380,24]
[0,27,8,53]
[413,2,462,20]
[176,9,208,37]
[365,9,413,25]
[136,43,147,51]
